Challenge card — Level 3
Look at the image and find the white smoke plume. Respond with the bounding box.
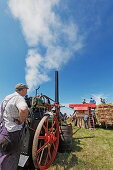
[25,49,50,90]
[8,0,83,91]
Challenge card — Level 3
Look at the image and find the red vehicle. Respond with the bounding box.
[69,103,96,129]
[18,71,61,170]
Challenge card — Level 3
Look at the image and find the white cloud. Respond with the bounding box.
[8,0,84,91]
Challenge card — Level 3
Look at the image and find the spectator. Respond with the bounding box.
[82,99,86,104]
[100,98,106,104]
[91,109,96,125]
[73,112,77,126]
[63,113,67,121]
[59,112,64,121]
[84,114,89,129]
[89,97,96,104]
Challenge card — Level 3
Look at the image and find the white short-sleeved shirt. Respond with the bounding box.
[2,92,28,132]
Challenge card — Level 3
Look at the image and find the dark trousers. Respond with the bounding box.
[84,120,89,129]
[73,119,77,126]
[0,126,22,170]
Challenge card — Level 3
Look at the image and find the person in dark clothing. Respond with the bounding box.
[72,112,77,126]
[100,98,106,104]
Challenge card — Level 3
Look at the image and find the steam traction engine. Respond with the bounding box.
[18,71,60,170]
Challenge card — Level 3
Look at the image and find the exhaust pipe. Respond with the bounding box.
[55,71,59,104]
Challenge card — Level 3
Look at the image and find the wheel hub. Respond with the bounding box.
[45,133,56,143]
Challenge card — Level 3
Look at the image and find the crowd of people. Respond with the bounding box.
[82,97,106,104]
[82,97,96,104]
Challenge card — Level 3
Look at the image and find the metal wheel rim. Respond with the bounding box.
[32,115,59,169]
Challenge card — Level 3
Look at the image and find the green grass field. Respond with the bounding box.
[49,125,113,170]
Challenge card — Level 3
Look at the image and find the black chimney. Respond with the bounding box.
[55,71,59,104]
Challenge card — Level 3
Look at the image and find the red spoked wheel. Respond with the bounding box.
[32,115,59,170]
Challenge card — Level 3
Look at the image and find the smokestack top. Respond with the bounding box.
[55,71,59,104]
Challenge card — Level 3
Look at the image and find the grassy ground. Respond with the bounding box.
[49,125,113,170]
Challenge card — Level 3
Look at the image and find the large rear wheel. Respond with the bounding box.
[32,115,59,169]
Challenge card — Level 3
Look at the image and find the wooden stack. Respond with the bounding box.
[96,103,113,127]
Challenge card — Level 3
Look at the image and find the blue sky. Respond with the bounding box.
[0,0,113,114]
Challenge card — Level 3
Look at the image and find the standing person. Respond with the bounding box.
[63,113,67,122]
[82,99,86,104]
[0,83,29,170]
[72,111,77,126]
[100,98,106,104]
[89,97,96,104]
[84,114,89,129]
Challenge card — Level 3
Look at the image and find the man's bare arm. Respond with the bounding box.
[14,107,28,124]
[19,107,28,123]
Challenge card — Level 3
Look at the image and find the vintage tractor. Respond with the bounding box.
[18,71,61,170]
